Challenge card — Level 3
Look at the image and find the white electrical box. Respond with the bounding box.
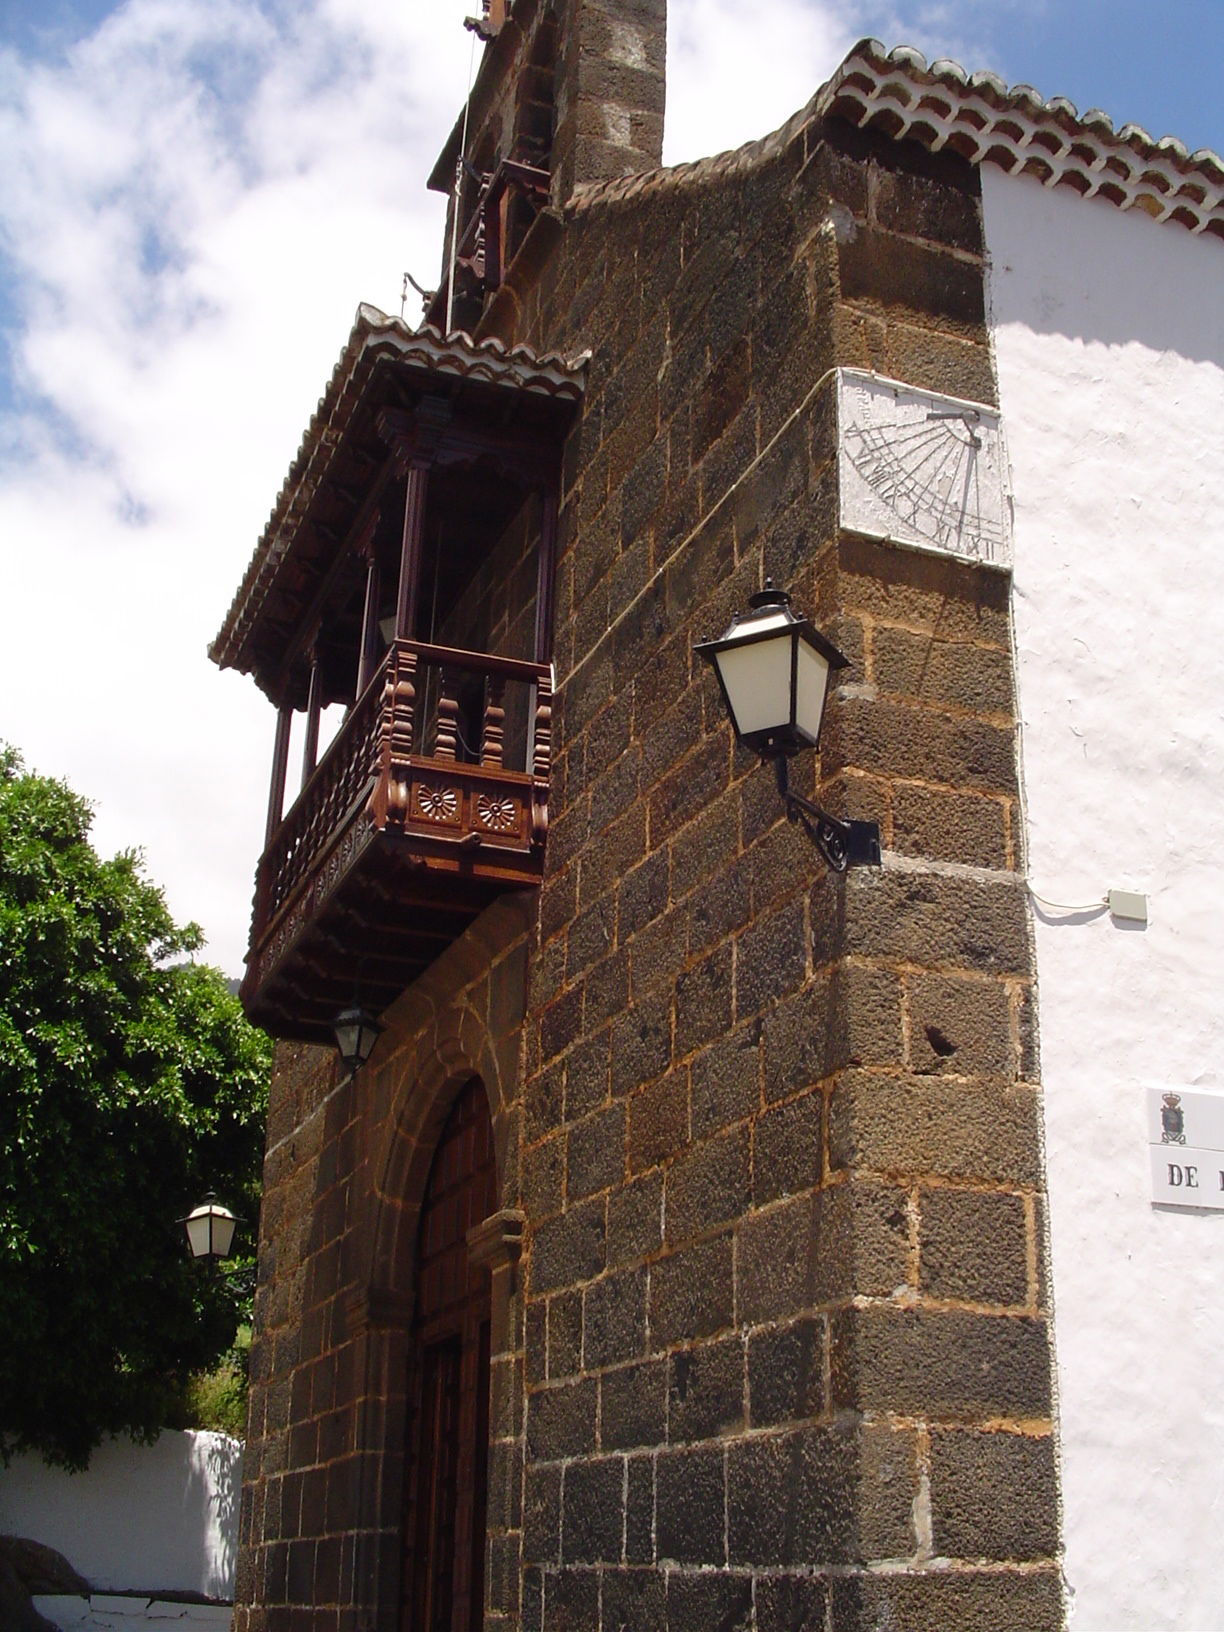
[1108,889,1148,924]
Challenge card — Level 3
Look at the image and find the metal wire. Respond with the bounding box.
[445,26,479,335]
[1027,885,1108,914]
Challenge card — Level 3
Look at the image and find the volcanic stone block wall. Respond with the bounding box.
[497,111,1062,1631]
[551,0,666,198]
[234,903,535,1632]
[232,57,1063,1632]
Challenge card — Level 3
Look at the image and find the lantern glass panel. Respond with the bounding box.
[333,1005,382,1069]
[334,1016,363,1064]
[794,639,834,746]
[211,1210,237,1258]
[185,1203,236,1259]
[185,1212,213,1258]
[715,622,796,740]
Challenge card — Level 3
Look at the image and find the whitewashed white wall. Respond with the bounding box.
[983,167,1224,1630]
[0,1429,241,1602]
[33,1596,231,1631]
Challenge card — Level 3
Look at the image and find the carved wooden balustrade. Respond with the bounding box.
[243,639,552,1040]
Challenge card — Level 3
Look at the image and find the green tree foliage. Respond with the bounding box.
[0,746,271,1469]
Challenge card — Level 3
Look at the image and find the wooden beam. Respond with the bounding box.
[269,449,398,700]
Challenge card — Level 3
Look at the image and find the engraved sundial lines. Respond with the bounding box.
[837,371,1012,569]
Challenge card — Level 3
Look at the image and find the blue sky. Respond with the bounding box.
[6,0,1222,151]
[0,0,1219,973]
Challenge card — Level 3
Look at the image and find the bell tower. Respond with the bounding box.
[425,0,666,334]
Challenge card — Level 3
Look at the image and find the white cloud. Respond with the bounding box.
[0,0,474,972]
[663,0,856,164]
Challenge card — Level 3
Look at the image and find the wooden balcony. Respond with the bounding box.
[242,638,552,1041]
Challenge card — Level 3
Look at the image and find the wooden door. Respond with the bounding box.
[402,1079,497,1632]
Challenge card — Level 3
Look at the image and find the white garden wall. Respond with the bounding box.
[0,1429,241,1602]
[984,167,1224,1630]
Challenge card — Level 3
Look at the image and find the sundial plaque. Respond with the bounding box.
[837,370,1012,569]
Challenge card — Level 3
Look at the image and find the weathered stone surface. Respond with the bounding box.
[907,972,1015,1078]
[561,1456,624,1563]
[920,1185,1030,1306]
[892,782,1011,870]
[531,1197,607,1293]
[583,1267,647,1367]
[748,1317,825,1428]
[930,1427,1059,1560]
[600,1358,667,1451]
[828,1069,1043,1186]
[231,18,1058,1628]
[650,1233,734,1345]
[666,1570,753,1631]
[667,1336,744,1442]
[664,1126,751,1243]
[830,1305,1052,1419]
[655,1444,726,1564]
[527,1377,599,1462]
[829,1567,1064,1632]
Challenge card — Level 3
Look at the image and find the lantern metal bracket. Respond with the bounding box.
[773,755,881,873]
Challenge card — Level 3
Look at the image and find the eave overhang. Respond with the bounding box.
[210,305,587,694]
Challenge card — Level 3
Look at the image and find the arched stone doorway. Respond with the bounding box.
[400,1076,498,1631]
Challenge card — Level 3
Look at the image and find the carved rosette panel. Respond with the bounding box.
[476,793,518,833]
[416,782,461,825]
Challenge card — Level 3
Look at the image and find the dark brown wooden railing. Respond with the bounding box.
[252,639,552,954]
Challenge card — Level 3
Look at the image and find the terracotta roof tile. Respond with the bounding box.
[211,306,588,671]
[570,39,1224,240]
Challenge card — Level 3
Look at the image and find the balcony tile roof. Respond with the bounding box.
[211,305,588,672]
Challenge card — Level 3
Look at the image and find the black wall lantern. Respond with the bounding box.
[696,583,881,872]
[332,1005,384,1073]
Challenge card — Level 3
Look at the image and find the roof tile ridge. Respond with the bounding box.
[820,38,1224,237]
[568,86,826,215]
[354,308,588,375]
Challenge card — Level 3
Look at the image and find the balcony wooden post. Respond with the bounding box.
[302,649,322,784]
[356,524,381,697]
[530,667,553,847]
[481,676,506,769]
[395,462,429,641]
[434,675,460,761]
[265,703,293,848]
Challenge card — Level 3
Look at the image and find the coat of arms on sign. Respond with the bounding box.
[1160,1092,1186,1145]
